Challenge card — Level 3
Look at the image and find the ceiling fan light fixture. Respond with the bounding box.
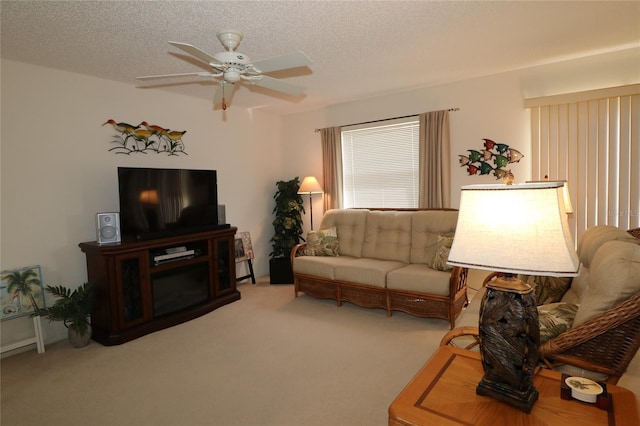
[224,69,241,83]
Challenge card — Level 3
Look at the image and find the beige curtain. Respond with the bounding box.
[320,126,343,211]
[419,110,451,208]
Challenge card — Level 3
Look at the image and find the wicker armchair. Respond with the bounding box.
[440,275,640,384]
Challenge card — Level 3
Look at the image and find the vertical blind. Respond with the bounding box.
[528,87,639,244]
[341,120,419,208]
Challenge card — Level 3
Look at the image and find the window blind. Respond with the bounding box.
[341,120,419,208]
[530,90,639,244]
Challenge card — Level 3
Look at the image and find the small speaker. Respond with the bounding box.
[96,212,121,244]
[218,205,226,225]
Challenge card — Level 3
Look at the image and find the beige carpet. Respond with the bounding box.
[1,278,457,426]
[2,271,638,425]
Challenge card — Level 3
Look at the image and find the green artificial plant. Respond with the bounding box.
[269,177,305,259]
[34,282,95,337]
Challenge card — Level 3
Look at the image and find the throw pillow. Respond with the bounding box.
[538,302,579,344]
[304,227,339,256]
[431,235,454,272]
[519,274,572,305]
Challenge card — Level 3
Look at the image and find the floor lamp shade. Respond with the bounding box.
[447,182,580,412]
[298,176,324,230]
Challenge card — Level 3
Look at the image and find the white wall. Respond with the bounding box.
[1,60,285,346]
[282,71,532,222]
[282,47,640,228]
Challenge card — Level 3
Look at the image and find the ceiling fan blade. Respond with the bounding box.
[168,41,221,65]
[251,51,311,73]
[253,75,306,96]
[137,72,217,80]
[213,82,237,106]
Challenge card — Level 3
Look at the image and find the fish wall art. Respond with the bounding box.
[459,138,523,180]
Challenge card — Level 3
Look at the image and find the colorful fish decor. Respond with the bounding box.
[103,120,188,155]
[458,138,523,179]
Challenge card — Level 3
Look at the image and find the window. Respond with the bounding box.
[527,86,639,244]
[341,119,419,208]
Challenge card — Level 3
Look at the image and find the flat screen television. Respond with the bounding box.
[118,167,223,241]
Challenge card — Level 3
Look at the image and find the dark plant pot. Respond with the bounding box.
[269,257,294,284]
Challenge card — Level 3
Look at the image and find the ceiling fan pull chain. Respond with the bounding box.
[222,85,227,111]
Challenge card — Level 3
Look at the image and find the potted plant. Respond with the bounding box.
[269,177,305,284]
[33,282,94,348]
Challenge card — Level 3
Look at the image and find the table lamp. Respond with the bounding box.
[297,176,324,230]
[447,182,580,413]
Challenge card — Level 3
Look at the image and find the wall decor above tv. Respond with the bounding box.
[103,119,188,156]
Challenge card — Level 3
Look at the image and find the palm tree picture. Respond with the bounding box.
[1,265,45,320]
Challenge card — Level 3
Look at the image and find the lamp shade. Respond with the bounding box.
[298,176,324,194]
[447,182,580,277]
[527,180,573,214]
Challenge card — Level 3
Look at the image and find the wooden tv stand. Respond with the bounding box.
[79,227,240,345]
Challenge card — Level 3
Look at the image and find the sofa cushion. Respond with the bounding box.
[305,227,339,256]
[293,255,357,280]
[577,225,638,268]
[387,264,452,296]
[538,302,578,343]
[562,225,637,304]
[519,274,571,305]
[319,209,369,257]
[362,211,412,263]
[410,210,458,264]
[560,272,588,305]
[334,258,406,288]
[573,240,640,326]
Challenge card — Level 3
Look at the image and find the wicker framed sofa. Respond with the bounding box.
[291,208,468,329]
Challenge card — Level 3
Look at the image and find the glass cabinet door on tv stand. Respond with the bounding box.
[116,251,152,329]
[79,227,240,346]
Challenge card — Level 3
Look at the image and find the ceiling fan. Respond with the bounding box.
[137,30,312,110]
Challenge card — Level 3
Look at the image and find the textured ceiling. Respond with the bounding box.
[2,1,639,115]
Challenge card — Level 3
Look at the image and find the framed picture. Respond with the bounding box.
[235,232,254,262]
[1,265,46,321]
[234,238,247,261]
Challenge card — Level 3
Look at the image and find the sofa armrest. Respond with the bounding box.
[440,326,480,350]
[449,266,469,303]
[539,291,640,383]
[290,243,307,265]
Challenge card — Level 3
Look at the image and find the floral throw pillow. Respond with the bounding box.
[431,235,454,272]
[538,302,579,343]
[304,227,339,256]
[519,274,572,305]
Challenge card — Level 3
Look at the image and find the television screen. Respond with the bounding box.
[118,167,220,241]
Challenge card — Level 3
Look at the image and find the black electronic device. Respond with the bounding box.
[118,167,226,241]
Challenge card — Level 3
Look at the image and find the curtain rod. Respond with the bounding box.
[314,108,459,132]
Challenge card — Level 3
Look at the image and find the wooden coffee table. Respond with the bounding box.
[389,346,639,426]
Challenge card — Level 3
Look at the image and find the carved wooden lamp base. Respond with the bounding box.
[477,375,539,413]
[477,275,541,413]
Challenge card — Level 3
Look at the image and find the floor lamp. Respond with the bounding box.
[298,176,324,230]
